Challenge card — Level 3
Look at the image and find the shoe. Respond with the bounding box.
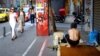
[11,38,15,41]
[18,29,24,33]
[22,29,24,33]
[15,36,17,39]
[11,36,17,41]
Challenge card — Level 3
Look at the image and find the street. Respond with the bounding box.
[0,0,100,56]
[0,22,11,38]
[0,21,86,56]
[0,21,99,56]
[0,21,84,56]
[0,22,56,56]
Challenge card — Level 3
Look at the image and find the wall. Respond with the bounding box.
[94,0,100,31]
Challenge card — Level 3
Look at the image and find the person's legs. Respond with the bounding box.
[18,20,21,31]
[31,14,34,23]
[21,21,24,33]
[11,24,16,38]
[30,14,33,23]
[11,22,17,40]
[9,22,14,38]
[18,20,24,33]
[61,34,68,43]
[63,34,71,47]
[30,14,32,23]
[12,26,16,38]
[22,18,25,26]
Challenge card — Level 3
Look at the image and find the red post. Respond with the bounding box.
[36,0,49,36]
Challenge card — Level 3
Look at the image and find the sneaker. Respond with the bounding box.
[11,36,17,41]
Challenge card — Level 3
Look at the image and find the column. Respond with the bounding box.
[69,0,74,15]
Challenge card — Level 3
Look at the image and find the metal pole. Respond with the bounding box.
[3,26,6,37]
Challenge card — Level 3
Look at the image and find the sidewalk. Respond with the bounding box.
[56,23,89,44]
[0,22,100,56]
[56,23,100,56]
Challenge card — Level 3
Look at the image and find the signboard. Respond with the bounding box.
[36,0,49,36]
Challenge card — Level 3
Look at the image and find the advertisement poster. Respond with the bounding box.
[36,0,49,36]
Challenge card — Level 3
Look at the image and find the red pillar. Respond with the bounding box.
[36,0,49,36]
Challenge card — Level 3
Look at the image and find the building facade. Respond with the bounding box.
[0,0,30,8]
[94,0,100,32]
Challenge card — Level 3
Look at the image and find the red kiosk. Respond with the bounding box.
[36,0,49,36]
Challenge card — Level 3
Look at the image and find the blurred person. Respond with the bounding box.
[23,5,30,22]
[73,12,84,24]
[29,6,35,23]
[67,22,81,47]
[17,8,25,33]
[61,23,81,47]
[9,7,17,40]
[73,12,81,24]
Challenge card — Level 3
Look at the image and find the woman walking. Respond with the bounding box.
[9,7,17,40]
[18,8,25,33]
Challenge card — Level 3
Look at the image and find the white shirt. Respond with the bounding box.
[9,12,17,25]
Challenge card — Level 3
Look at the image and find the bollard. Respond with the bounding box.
[3,26,6,37]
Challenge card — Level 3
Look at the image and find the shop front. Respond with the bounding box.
[94,0,100,32]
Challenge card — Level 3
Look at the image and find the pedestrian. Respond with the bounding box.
[72,12,79,24]
[29,6,35,24]
[73,12,84,24]
[17,8,25,33]
[9,7,17,40]
[62,22,81,47]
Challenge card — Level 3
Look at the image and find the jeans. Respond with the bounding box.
[30,14,35,23]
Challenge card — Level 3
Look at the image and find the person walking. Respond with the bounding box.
[9,7,17,40]
[29,6,35,24]
[17,8,25,33]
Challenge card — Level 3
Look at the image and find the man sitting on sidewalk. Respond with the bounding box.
[62,22,81,47]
